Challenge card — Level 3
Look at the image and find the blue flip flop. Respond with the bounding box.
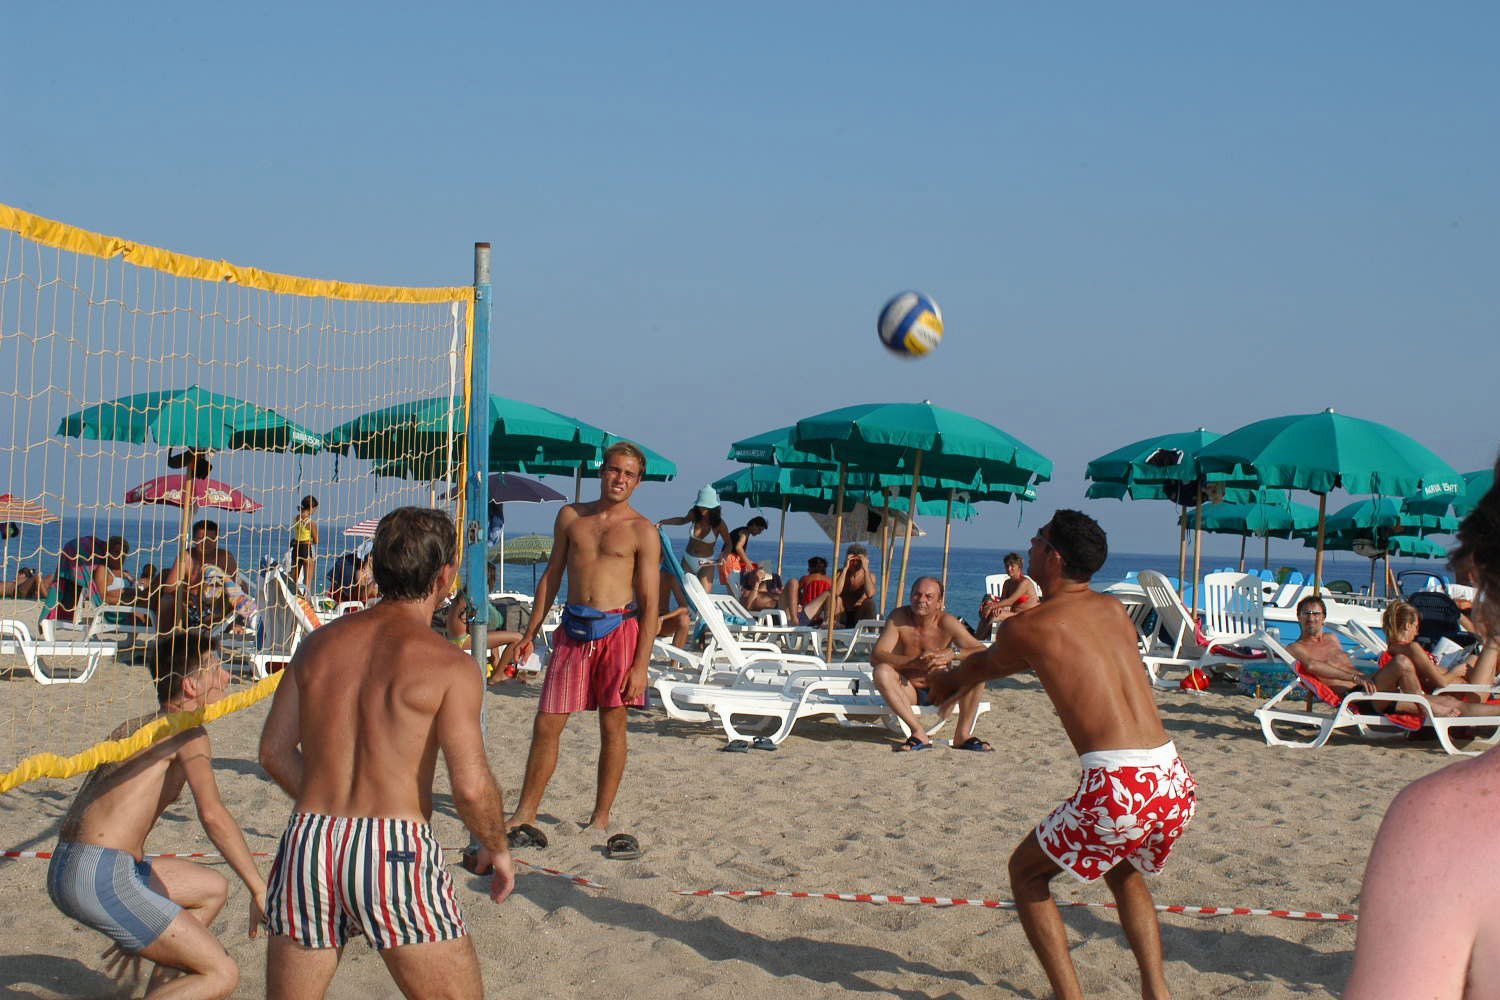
[954,736,995,752]
[893,734,932,752]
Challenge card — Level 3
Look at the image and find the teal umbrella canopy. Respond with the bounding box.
[516,434,676,483]
[710,466,980,520]
[1181,498,1320,538]
[57,385,323,453]
[791,402,1052,488]
[1325,496,1458,536]
[1086,429,1221,487]
[1305,530,1447,560]
[1194,409,1461,497]
[1406,469,1494,521]
[727,426,837,470]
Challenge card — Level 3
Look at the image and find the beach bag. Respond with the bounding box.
[561,603,637,642]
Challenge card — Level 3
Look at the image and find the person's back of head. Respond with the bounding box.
[371,507,456,602]
[806,556,827,575]
[299,495,318,513]
[1047,510,1109,582]
[152,628,220,706]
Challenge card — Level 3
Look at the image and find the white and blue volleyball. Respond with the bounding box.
[876,291,943,357]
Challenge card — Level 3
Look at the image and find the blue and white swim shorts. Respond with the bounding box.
[47,841,182,953]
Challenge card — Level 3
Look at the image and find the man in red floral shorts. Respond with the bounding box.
[509,442,660,861]
[930,510,1194,1000]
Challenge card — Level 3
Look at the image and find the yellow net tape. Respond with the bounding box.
[0,671,283,793]
[0,203,472,305]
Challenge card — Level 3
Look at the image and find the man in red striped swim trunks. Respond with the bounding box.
[259,507,515,999]
[510,441,660,861]
[930,510,1195,1000]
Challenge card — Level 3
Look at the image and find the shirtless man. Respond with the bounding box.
[48,630,266,999]
[1285,596,1380,695]
[832,544,878,628]
[871,576,992,752]
[258,506,514,1000]
[929,511,1195,1000]
[508,442,660,860]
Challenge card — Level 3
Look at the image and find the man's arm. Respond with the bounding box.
[436,657,514,903]
[258,655,305,800]
[516,506,575,657]
[621,521,661,703]
[945,614,988,655]
[178,730,267,935]
[1345,771,1484,999]
[928,624,1034,705]
[870,616,925,671]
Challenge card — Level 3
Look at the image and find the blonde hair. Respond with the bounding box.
[1382,599,1419,637]
[602,440,646,475]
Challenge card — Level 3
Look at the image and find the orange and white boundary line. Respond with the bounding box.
[674,889,1357,922]
[2,848,606,890]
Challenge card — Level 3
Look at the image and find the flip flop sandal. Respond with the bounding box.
[505,823,549,850]
[750,737,778,751]
[893,734,932,752]
[720,740,751,753]
[604,833,642,861]
[954,736,995,752]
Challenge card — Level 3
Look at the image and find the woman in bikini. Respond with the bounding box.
[657,485,731,592]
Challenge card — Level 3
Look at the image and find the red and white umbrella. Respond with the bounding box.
[124,475,262,513]
[345,518,381,538]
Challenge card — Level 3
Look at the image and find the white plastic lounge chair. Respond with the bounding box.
[1253,633,1500,755]
[702,591,823,656]
[3,618,117,685]
[232,571,319,680]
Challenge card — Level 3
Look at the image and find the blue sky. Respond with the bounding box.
[2,2,1495,556]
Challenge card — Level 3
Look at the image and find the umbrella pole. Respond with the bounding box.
[1369,557,1378,595]
[1264,529,1270,573]
[498,529,505,594]
[1176,510,1188,599]
[573,467,582,503]
[1238,532,1247,573]
[1314,493,1327,591]
[1384,553,1392,598]
[179,476,195,587]
[776,496,788,578]
[880,492,895,617]
[1189,493,1204,621]
[940,488,955,599]
[896,450,923,606]
[827,462,847,660]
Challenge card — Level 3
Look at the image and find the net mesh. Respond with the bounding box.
[0,203,472,791]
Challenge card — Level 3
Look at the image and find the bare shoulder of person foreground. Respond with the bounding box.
[1347,454,1500,1000]
[928,509,1194,1000]
[48,629,266,1000]
[258,505,514,1000]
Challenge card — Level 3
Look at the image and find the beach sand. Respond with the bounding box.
[0,600,1471,998]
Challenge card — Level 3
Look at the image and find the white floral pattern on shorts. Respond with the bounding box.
[1036,755,1196,883]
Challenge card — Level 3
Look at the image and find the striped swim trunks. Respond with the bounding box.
[47,841,182,953]
[538,611,643,714]
[265,812,466,950]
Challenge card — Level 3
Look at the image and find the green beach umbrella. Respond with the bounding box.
[516,433,677,488]
[1324,496,1459,536]
[1195,409,1461,588]
[1301,528,1447,594]
[1405,469,1494,522]
[1180,496,1319,572]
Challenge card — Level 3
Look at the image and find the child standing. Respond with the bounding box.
[289,495,319,595]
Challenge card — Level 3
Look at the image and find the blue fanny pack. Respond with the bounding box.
[561,603,637,642]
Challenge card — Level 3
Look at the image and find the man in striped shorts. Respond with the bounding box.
[259,507,515,999]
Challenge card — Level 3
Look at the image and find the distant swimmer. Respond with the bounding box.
[258,507,514,1000]
[870,575,991,752]
[509,441,660,861]
[48,629,266,999]
[930,510,1194,1000]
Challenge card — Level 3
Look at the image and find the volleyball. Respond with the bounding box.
[876,291,943,357]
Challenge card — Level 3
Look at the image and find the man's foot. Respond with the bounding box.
[893,734,932,752]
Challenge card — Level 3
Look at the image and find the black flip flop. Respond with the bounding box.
[604,832,642,861]
[893,734,932,752]
[720,740,751,753]
[750,737,778,751]
[953,736,995,752]
[506,823,548,850]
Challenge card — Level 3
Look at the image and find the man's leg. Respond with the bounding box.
[1102,862,1171,1000]
[379,937,484,1000]
[132,909,240,999]
[145,859,231,993]
[589,706,629,829]
[266,935,342,1000]
[508,711,570,827]
[952,682,984,744]
[871,664,927,744]
[1008,831,1084,1000]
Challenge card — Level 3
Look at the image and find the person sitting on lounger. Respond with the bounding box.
[0,566,51,600]
[1348,452,1500,999]
[977,552,1041,636]
[783,556,832,626]
[1286,596,1382,696]
[739,566,783,613]
[832,544,878,628]
[1380,600,1498,707]
[871,576,991,752]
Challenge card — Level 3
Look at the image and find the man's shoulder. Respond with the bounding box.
[888,606,916,626]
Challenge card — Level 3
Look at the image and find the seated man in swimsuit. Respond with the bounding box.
[1285,596,1382,696]
[871,576,991,752]
[977,552,1040,636]
[739,566,783,613]
[832,544,878,628]
[782,556,832,626]
[0,565,52,599]
[258,506,514,998]
[48,629,266,999]
[929,510,1196,1000]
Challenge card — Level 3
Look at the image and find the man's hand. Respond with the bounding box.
[621,665,649,703]
[101,943,143,983]
[249,889,268,938]
[925,648,956,669]
[514,639,534,663]
[925,665,964,707]
[485,848,516,903]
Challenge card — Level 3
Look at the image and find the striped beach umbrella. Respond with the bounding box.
[345,518,381,538]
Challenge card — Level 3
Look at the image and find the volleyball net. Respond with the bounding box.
[0,202,474,792]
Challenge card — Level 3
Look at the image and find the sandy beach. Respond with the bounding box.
[0,597,1471,998]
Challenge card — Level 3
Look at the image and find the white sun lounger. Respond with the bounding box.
[3,618,117,685]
